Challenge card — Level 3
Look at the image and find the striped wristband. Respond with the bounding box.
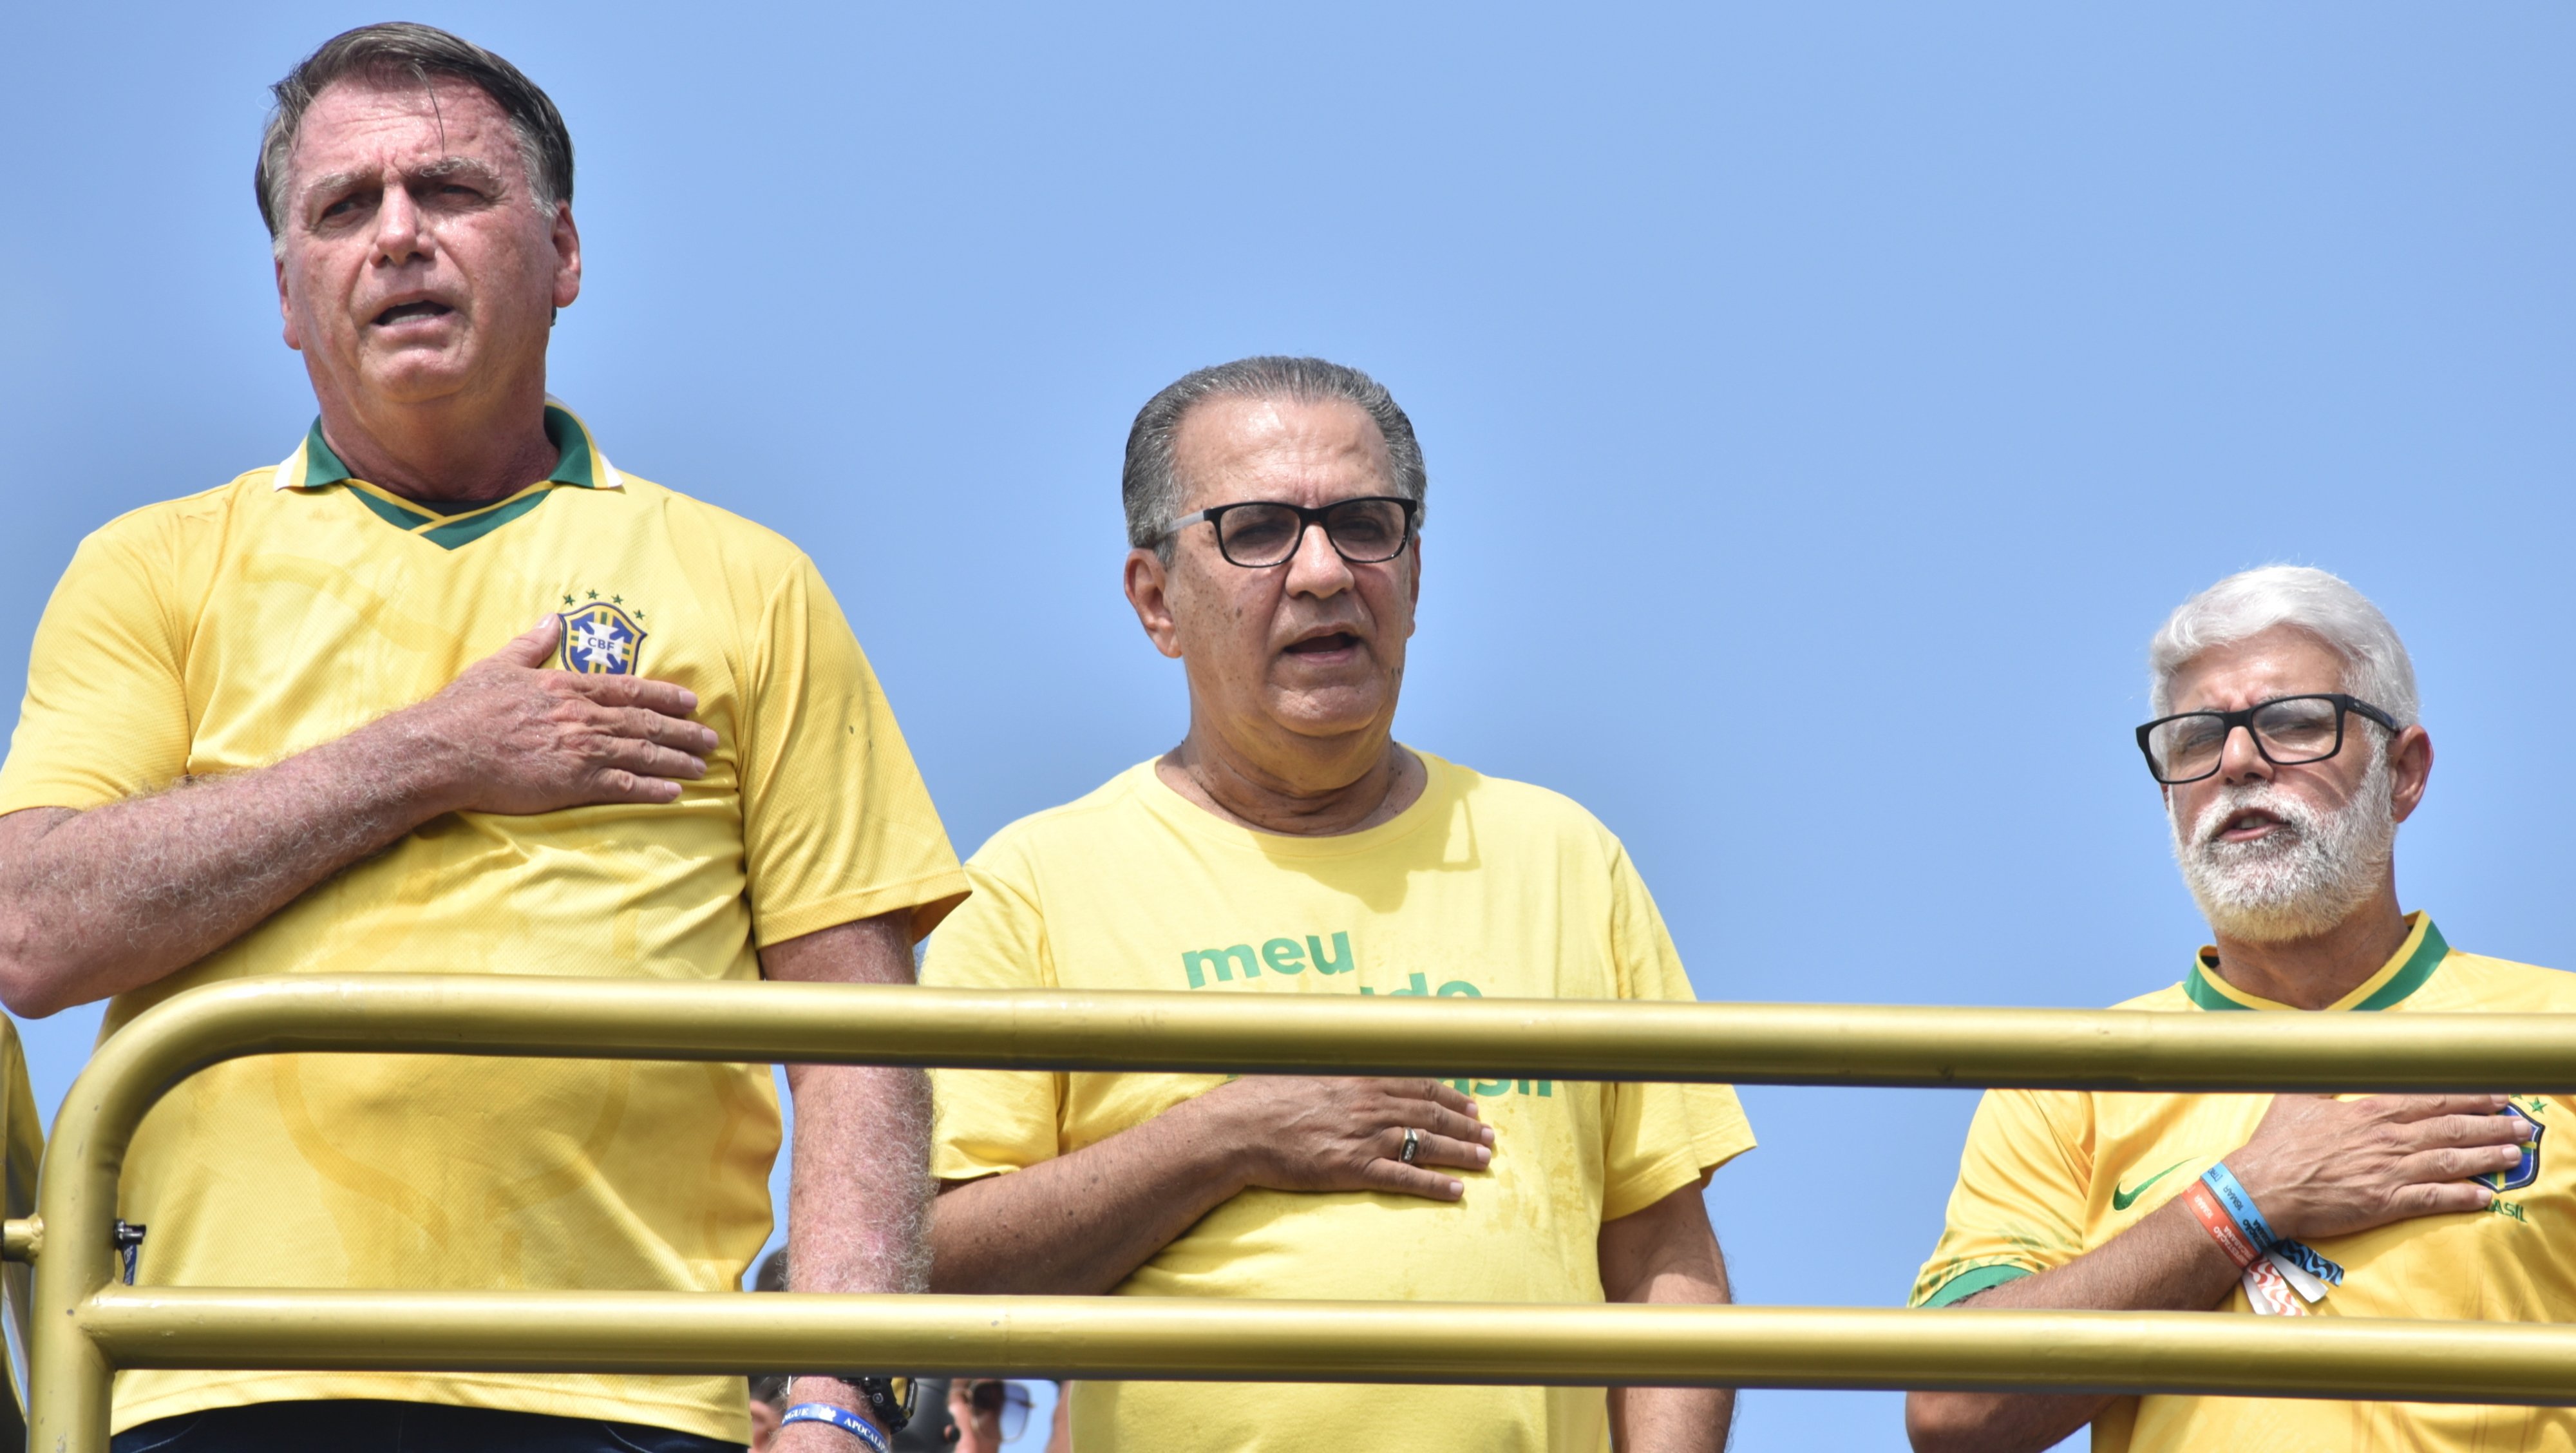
[781,1403,892,1453]
[2199,1164,2345,1285]
[2181,1179,2260,1268]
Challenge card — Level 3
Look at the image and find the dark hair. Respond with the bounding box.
[1121,356,1428,555]
[255,22,573,247]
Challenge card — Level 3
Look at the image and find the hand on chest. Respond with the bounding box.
[2094,1093,2570,1312]
[184,558,735,788]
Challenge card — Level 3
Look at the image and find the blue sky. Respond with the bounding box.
[6,5,2571,1449]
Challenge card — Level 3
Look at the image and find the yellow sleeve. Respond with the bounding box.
[1909,1088,2092,1307]
[921,849,1064,1181]
[736,556,967,946]
[0,518,193,815]
[1600,844,1758,1222]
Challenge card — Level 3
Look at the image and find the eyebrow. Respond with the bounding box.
[301,156,510,209]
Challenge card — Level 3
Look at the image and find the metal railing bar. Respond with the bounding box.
[41,974,2576,1451]
[0,1020,33,1447]
[73,1290,2576,1407]
[52,974,2576,1094]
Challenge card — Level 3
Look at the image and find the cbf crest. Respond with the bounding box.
[2481,1101,2547,1194]
[558,601,647,676]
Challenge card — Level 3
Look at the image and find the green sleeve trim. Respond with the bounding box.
[1920,1263,2033,1308]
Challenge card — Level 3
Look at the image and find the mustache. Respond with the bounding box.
[1276,614,1372,645]
[2186,783,2318,850]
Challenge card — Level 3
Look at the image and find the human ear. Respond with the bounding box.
[2387,725,2434,824]
[277,253,302,352]
[550,204,583,309]
[1124,549,1184,660]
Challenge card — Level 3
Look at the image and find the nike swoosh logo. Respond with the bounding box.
[2112,1160,2190,1211]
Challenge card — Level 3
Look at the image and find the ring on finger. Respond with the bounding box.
[1399,1126,1421,1164]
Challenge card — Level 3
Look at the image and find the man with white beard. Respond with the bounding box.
[1903,565,2576,1453]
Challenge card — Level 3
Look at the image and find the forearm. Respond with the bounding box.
[1607,1299,1734,1452]
[765,915,931,1448]
[1905,1199,2240,1453]
[767,915,931,1295]
[0,614,721,1020]
[1602,1179,1733,1452]
[930,1099,1249,1295]
[0,711,461,1015]
[786,1062,932,1294]
[777,1065,931,1447]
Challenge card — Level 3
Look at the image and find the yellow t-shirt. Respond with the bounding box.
[1911,913,2576,1452]
[0,406,968,1440]
[923,753,1756,1453]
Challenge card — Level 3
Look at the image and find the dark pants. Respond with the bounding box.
[113,1399,743,1453]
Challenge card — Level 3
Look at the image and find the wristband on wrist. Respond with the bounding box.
[2181,1177,2265,1269]
[2271,1237,2345,1288]
[782,1403,891,1453]
[2197,1163,2279,1255]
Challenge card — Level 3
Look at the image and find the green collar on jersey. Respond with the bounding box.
[2184,915,2449,1012]
[290,402,612,549]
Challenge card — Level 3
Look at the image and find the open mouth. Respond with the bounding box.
[1284,632,1359,657]
[372,301,455,327]
[2214,808,2285,842]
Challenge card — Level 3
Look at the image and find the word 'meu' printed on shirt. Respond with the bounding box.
[1182,934,1544,1097]
[1179,932,1482,999]
[1181,932,1355,986]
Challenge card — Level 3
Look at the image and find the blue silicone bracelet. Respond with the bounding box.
[2199,1162,2278,1254]
[781,1403,892,1453]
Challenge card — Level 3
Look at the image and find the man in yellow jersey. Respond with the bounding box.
[1906,565,2571,1453]
[0,24,967,1453]
[919,356,1756,1452]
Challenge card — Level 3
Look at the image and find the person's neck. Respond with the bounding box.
[314,375,557,509]
[1159,721,1421,837]
[2206,882,2410,1011]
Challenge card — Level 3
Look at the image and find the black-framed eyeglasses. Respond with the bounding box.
[2134,692,2398,785]
[1164,496,1418,568]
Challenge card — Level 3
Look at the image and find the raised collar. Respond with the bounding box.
[270,399,622,495]
[2184,911,2449,1012]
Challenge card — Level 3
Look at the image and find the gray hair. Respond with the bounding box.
[2148,565,2420,726]
[1122,356,1428,554]
[255,23,573,256]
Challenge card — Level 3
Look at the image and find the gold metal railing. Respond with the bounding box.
[23,974,2576,1451]
[0,1020,37,1450]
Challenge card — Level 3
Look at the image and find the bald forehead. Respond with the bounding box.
[1167,394,1394,513]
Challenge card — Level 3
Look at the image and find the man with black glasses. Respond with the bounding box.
[920,357,1756,1452]
[1906,565,2576,1453]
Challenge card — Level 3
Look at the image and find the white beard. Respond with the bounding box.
[2170,747,2396,944]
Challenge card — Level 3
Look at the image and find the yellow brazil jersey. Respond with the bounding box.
[922,752,1756,1453]
[1911,913,2576,1453]
[0,405,967,1441]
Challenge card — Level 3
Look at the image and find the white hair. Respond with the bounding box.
[2147,565,2419,726]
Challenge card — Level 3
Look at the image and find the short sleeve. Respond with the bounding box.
[736,557,967,945]
[921,851,1064,1181]
[1599,844,1759,1221]
[0,522,193,815]
[1908,1088,2092,1307]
